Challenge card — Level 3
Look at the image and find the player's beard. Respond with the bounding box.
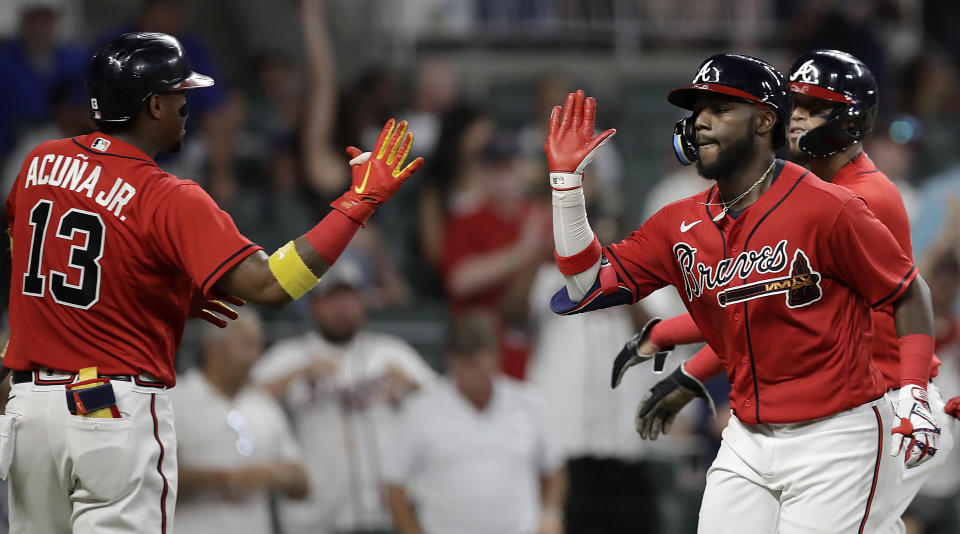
[696,129,755,182]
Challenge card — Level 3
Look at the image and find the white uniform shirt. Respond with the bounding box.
[252,330,435,534]
[171,370,303,534]
[527,264,695,461]
[383,377,562,534]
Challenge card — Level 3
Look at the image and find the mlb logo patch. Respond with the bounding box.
[91,137,111,152]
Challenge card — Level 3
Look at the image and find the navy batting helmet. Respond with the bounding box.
[668,53,792,165]
[788,49,878,158]
[86,32,214,123]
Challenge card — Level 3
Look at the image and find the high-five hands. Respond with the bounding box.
[333,119,424,224]
[544,89,616,191]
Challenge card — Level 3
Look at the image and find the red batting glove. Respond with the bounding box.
[544,89,616,190]
[189,286,244,328]
[332,119,424,225]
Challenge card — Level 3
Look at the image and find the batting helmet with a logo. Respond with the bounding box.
[86,32,214,123]
[788,49,878,158]
[667,53,792,165]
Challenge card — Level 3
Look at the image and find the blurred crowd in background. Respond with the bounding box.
[0,0,959,533]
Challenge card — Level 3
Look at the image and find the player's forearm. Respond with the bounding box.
[217,211,360,309]
[683,345,726,383]
[651,313,705,348]
[552,187,601,300]
[893,274,936,387]
[386,484,425,534]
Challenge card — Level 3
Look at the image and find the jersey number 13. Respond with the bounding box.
[22,199,104,309]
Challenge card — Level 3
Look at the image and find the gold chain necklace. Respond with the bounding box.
[701,159,776,222]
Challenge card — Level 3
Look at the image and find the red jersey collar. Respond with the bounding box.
[833,151,877,180]
[73,133,155,163]
[705,159,807,223]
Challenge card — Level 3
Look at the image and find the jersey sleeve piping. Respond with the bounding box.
[603,247,640,299]
[200,243,261,295]
[870,265,917,308]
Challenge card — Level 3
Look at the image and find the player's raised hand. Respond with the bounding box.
[332,119,424,224]
[544,89,616,190]
[891,384,941,468]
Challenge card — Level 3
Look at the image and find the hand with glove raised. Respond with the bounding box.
[892,384,941,468]
[332,119,424,225]
[544,89,616,191]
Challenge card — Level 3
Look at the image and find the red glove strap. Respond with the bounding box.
[899,333,935,388]
[304,210,361,265]
[651,313,704,347]
[554,236,601,275]
[683,344,725,383]
[331,194,376,225]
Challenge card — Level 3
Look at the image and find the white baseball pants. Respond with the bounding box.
[698,397,901,533]
[4,376,177,534]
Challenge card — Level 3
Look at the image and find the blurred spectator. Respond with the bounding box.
[384,312,566,534]
[0,0,86,163]
[253,259,436,534]
[417,104,497,274]
[402,58,460,158]
[440,132,551,378]
[172,309,309,534]
[1,79,93,197]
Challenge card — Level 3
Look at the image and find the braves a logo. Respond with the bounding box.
[674,240,823,308]
[692,60,720,84]
[790,59,820,84]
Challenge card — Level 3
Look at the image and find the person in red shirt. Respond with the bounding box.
[1,33,423,534]
[624,49,953,533]
[546,53,938,532]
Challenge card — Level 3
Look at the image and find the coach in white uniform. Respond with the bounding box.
[172,310,308,534]
[384,312,566,534]
[253,260,436,534]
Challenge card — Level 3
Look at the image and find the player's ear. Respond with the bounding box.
[145,94,163,120]
[754,108,776,138]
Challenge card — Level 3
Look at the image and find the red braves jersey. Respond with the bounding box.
[830,152,913,389]
[605,160,915,424]
[5,133,261,386]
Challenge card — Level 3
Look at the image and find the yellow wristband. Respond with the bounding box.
[268,241,319,300]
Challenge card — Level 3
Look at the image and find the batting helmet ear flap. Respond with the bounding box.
[672,115,698,165]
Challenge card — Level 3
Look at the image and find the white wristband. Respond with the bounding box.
[550,172,582,190]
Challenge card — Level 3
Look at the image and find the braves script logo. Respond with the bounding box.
[790,59,820,84]
[673,240,823,308]
[692,60,720,84]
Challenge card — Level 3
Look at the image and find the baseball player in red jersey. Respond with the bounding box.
[545,53,937,532]
[623,50,951,533]
[0,33,423,534]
